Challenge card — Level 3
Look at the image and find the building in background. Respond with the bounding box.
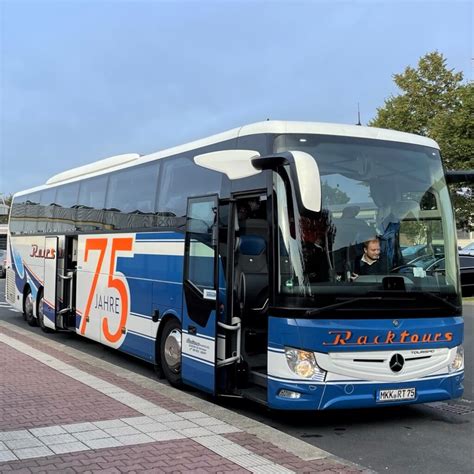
[0,196,9,250]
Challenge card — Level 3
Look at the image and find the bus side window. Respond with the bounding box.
[105,163,159,230]
[55,182,80,233]
[157,157,221,218]
[10,196,26,235]
[76,175,108,231]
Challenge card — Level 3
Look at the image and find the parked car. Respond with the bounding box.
[0,249,5,278]
[408,254,474,297]
[460,242,474,256]
[402,244,445,264]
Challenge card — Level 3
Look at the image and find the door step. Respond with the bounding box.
[240,385,267,405]
[249,369,267,388]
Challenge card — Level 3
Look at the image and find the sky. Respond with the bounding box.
[0,0,472,197]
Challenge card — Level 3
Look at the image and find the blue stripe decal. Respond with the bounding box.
[127,329,154,341]
[182,330,215,342]
[136,232,184,241]
[268,371,457,385]
[131,312,152,320]
[182,353,214,367]
[269,347,285,353]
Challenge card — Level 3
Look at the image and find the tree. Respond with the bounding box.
[322,182,350,206]
[370,52,473,229]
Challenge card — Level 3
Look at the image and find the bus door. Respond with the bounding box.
[42,236,59,330]
[43,235,77,330]
[182,195,222,394]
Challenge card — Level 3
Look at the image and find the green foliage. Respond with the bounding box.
[370,51,473,230]
[322,182,350,206]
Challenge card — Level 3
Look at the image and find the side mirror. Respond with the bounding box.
[252,151,321,213]
[194,150,261,179]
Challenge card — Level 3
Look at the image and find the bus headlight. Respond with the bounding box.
[285,347,326,380]
[449,345,464,373]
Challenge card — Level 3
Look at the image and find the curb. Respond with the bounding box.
[0,319,369,473]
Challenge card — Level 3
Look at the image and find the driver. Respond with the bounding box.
[353,237,388,276]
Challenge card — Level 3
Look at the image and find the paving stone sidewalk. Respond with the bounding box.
[0,321,366,473]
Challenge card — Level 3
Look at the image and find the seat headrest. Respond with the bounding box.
[239,235,266,256]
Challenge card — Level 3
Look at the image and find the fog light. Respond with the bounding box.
[279,389,301,399]
[449,345,464,373]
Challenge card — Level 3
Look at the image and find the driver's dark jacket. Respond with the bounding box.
[355,256,389,275]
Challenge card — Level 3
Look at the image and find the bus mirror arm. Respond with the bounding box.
[252,152,322,213]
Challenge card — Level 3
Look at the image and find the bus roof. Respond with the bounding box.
[15,120,439,196]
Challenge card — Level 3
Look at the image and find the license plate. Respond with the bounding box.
[377,388,416,402]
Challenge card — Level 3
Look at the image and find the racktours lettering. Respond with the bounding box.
[323,330,454,346]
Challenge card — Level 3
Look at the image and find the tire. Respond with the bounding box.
[159,318,183,387]
[37,292,54,333]
[23,288,37,327]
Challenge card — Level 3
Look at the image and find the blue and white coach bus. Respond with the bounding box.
[5,121,465,410]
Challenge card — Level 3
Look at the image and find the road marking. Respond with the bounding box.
[0,333,293,473]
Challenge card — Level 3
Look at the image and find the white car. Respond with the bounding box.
[460,242,474,256]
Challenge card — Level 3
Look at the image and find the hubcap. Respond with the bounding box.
[38,298,44,324]
[164,328,181,373]
[25,293,33,317]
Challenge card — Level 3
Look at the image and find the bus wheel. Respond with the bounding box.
[24,288,37,327]
[160,318,183,387]
[37,292,53,333]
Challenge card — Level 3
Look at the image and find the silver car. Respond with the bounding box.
[460,242,474,256]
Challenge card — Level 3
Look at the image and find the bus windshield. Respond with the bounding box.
[273,133,461,314]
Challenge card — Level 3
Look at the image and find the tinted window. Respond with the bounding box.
[104,163,159,229]
[37,188,57,233]
[23,192,41,234]
[55,182,80,232]
[76,175,108,231]
[157,157,221,218]
[9,196,26,234]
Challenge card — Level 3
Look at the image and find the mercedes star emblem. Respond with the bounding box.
[389,353,405,373]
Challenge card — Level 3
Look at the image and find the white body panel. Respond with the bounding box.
[76,233,136,348]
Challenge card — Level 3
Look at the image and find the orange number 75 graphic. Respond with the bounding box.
[79,237,133,343]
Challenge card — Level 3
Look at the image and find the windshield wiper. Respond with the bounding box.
[305,296,383,317]
[415,291,461,312]
[305,291,460,317]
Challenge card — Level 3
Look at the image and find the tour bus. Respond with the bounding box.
[5,121,466,410]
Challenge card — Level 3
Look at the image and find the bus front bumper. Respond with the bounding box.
[267,371,464,410]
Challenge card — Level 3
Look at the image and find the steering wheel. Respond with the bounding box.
[390,264,418,274]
